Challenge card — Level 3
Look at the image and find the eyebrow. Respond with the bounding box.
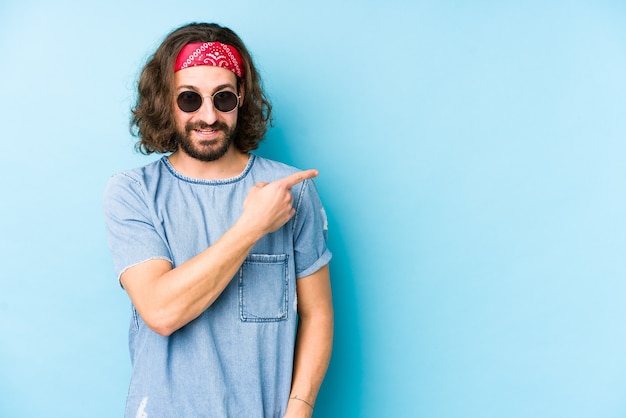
[176,83,236,94]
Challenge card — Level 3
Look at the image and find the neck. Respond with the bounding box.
[167,147,250,180]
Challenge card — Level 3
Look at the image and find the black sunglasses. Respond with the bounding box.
[177,90,240,113]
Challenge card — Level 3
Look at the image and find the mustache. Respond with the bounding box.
[185,121,229,133]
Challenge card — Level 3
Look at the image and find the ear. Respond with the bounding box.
[238,82,245,107]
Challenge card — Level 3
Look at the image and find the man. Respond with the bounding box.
[103,22,333,418]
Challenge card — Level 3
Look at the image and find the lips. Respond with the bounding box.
[186,122,227,137]
[195,128,219,135]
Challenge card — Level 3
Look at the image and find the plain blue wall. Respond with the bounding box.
[1,1,625,417]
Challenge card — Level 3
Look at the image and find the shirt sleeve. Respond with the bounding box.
[291,179,332,278]
[102,172,172,282]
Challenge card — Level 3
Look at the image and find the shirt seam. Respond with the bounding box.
[160,154,256,185]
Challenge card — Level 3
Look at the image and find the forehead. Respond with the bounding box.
[173,65,238,91]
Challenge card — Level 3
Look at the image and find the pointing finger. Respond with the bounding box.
[277,169,318,188]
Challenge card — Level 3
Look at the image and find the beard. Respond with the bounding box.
[174,120,236,162]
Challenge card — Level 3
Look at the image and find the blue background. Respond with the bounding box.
[1,1,625,417]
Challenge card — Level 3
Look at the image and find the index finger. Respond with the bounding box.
[276,169,319,188]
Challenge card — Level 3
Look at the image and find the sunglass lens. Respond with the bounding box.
[177,91,203,113]
[213,91,238,112]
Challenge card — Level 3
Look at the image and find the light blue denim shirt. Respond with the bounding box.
[103,155,332,418]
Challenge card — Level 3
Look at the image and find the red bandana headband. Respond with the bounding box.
[174,42,245,78]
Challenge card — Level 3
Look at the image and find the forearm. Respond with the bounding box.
[286,279,334,417]
[289,315,333,402]
[124,216,263,336]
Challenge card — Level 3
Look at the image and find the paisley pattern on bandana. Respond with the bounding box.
[174,42,245,78]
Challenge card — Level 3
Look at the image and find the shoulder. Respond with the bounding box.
[103,158,165,204]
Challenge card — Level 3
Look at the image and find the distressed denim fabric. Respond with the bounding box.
[103,155,331,418]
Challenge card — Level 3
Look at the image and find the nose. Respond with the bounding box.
[195,96,219,125]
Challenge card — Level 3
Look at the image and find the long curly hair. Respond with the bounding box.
[131,22,273,154]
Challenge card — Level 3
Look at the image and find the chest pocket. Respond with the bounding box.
[238,254,289,322]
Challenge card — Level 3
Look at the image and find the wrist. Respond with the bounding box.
[289,395,314,410]
[285,395,314,418]
[232,213,267,242]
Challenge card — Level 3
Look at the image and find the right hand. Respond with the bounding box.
[241,169,318,235]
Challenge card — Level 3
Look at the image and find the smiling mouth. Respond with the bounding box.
[193,126,222,137]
